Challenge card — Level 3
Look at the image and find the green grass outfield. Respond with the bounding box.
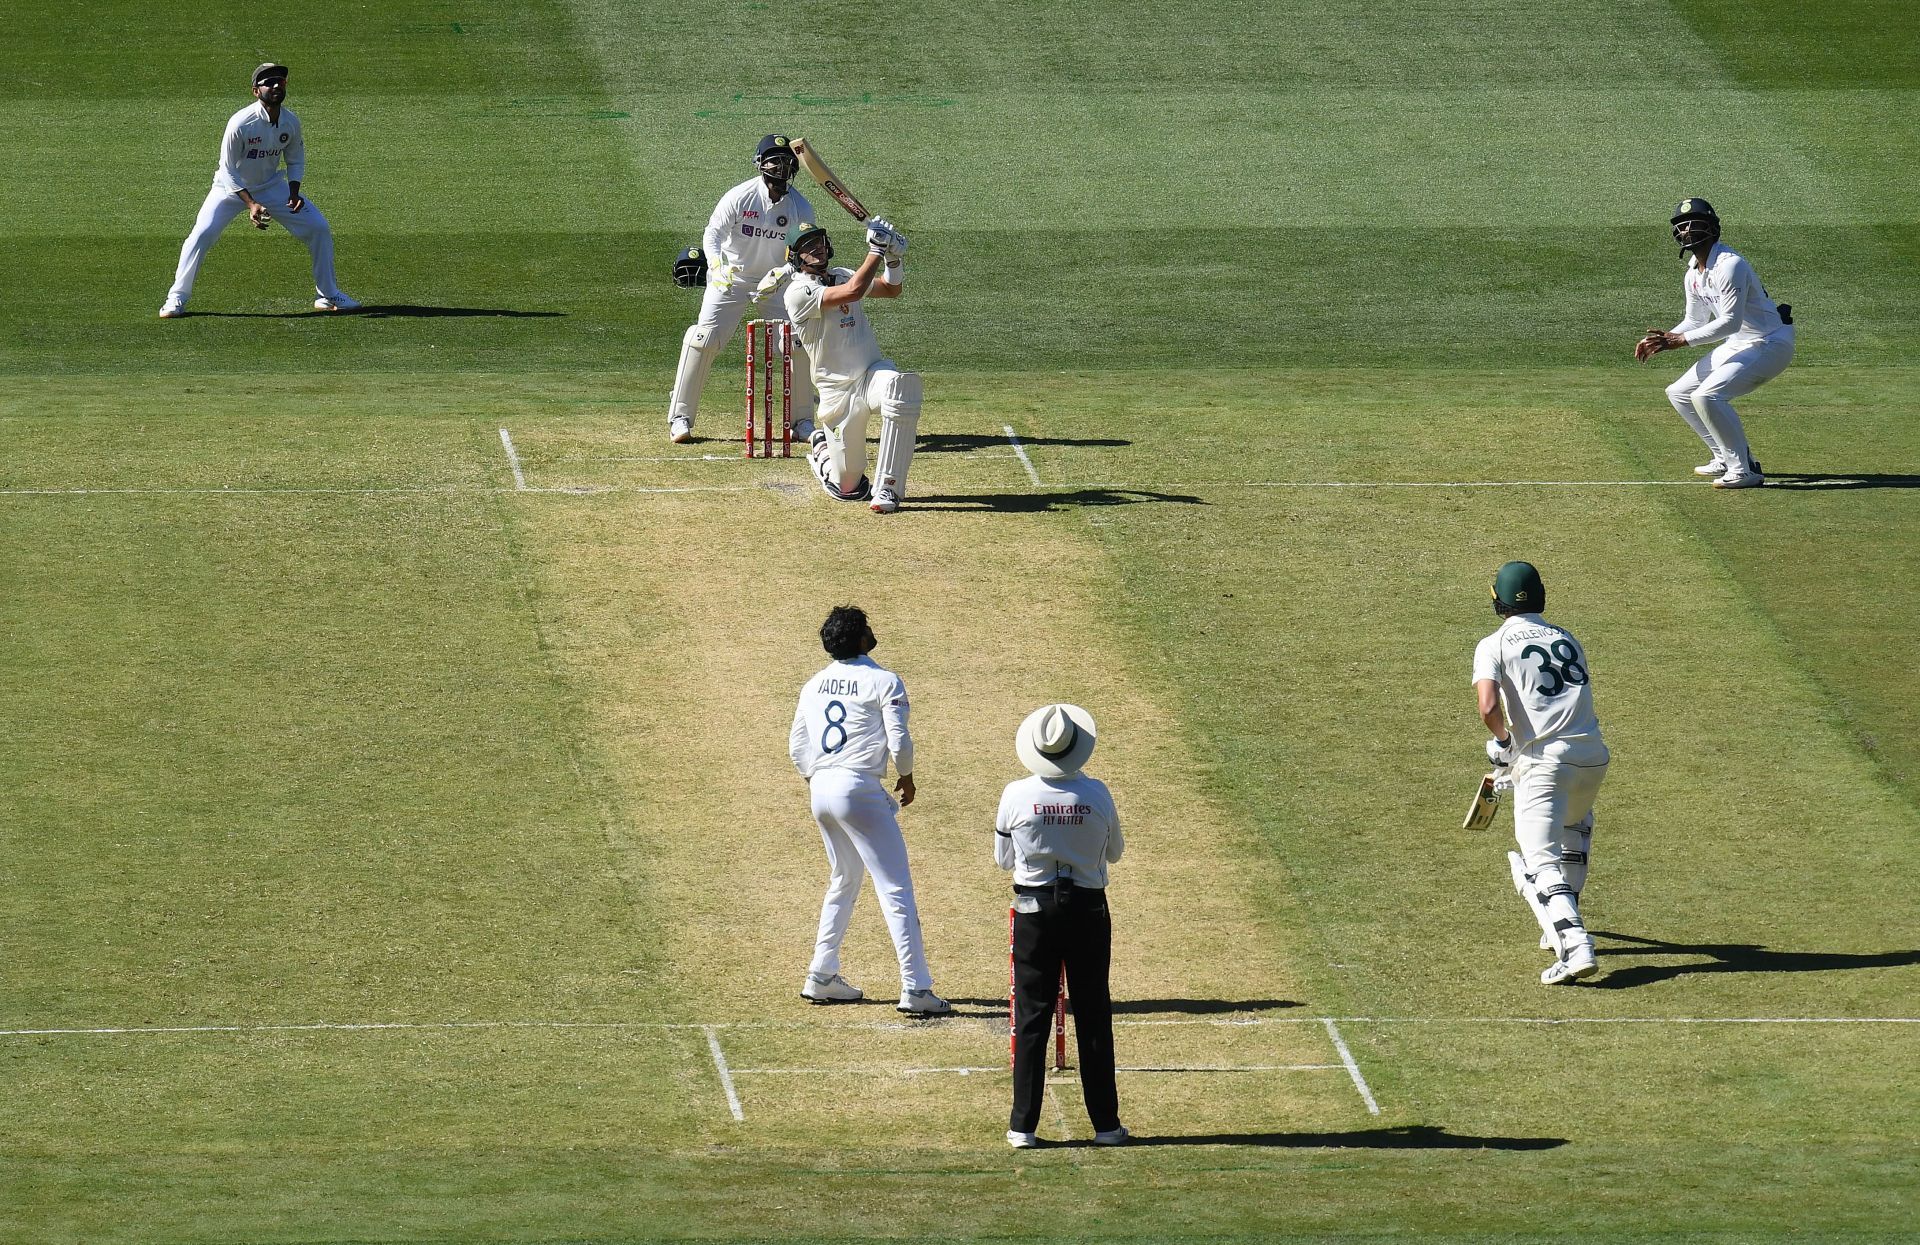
[3,2,1917,1242]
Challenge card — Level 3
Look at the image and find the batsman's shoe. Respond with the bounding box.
[869,487,900,515]
[809,447,872,502]
[1006,1130,1040,1149]
[1092,1125,1131,1146]
[1541,943,1598,986]
[158,300,186,319]
[809,427,829,452]
[1713,467,1764,490]
[897,988,952,1016]
[1694,457,1729,476]
[313,293,361,312]
[668,416,693,444]
[800,972,863,1004]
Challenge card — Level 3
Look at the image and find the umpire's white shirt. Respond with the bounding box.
[1672,243,1791,349]
[212,102,305,194]
[995,773,1123,888]
[703,177,815,282]
[1473,614,1607,761]
[790,655,912,781]
[784,266,884,398]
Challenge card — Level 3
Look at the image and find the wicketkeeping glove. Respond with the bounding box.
[751,264,792,304]
[1486,736,1517,768]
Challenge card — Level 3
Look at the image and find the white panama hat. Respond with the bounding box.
[1015,704,1097,777]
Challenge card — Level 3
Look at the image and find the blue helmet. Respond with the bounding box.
[1671,197,1720,251]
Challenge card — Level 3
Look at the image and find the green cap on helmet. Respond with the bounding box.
[1491,561,1546,612]
[786,219,831,266]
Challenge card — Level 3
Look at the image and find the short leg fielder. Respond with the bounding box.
[819,361,922,500]
[1664,336,1793,468]
[167,178,347,307]
[668,275,818,438]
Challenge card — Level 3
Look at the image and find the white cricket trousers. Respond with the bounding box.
[819,360,923,498]
[167,178,347,306]
[1665,330,1795,467]
[1512,738,1609,900]
[667,273,817,432]
[807,767,932,992]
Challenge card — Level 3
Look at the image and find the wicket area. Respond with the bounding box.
[744,319,793,459]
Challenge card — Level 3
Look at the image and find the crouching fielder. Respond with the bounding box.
[782,219,920,514]
[1474,561,1611,986]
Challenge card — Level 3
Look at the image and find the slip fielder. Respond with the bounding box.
[782,218,920,514]
[160,63,357,318]
[666,135,818,445]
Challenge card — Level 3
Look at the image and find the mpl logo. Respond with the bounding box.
[743,209,759,219]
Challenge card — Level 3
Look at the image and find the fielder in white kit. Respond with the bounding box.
[1635,198,1794,490]
[666,135,818,444]
[159,63,357,318]
[789,605,950,1015]
[782,218,920,514]
[1474,562,1611,986]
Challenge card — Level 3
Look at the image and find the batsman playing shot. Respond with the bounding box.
[1473,562,1611,986]
[780,218,920,514]
[665,135,818,445]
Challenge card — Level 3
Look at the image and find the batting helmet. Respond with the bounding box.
[1670,197,1720,251]
[1491,561,1547,614]
[787,219,832,270]
[671,245,708,288]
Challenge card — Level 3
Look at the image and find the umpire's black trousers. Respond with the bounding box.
[1010,881,1120,1133]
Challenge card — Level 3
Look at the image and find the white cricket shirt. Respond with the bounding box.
[1472,613,1606,755]
[212,101,305,194]
[783,266,884,400]
[789,655,912,781]
[995,773,1124,888]
[1672,243,1790,349]
[702,177,815,281]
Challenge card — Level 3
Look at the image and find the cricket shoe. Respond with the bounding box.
[668,416,693,444]
[809,445,870,501]
[869,487,900,515]
[1694,457,1730,476]
[1092,1125,1130,1146]
[897,988,952,1016]
[1006,1130,1040,1149]
[313,293,361,312]
[1540,943,1598,986]
[800,972,863,1005]
[1713,466,1764,490]
[158,300,187,319]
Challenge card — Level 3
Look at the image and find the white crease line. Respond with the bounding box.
[6,1016,1915,1040]
[1323,1018,1381,1116]
[730,1063,1342,1076]
[702,1025,744,1122]
[498,427,528,491]
[1003,425,1043,486]
[0,486,486,496]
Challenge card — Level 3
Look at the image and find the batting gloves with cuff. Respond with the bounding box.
[1486,736,1517,768]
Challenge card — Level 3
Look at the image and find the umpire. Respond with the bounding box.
[996,704,1127,1148]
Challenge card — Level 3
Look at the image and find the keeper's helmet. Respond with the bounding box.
[670,245,707,288]
[1670,197,1720,251]
[787,219,832,272]
[1491,561,1546,615]
[756,133,799,181]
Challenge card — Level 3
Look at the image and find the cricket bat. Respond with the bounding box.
[1461,771,1501,831]
[791,138,871,222]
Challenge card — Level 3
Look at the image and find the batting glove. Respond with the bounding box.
[1486,736,1517,768]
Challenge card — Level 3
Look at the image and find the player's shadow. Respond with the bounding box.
[1589,930,1920,990]
[185,306,564,319]
[914,433,1132,454]
[1111,998,1302,1015]
[1763,472,1920,491]
[1065,1125,1566,1151]
[909,488,1206,513]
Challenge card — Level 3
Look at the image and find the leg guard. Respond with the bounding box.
[871,369,923,499]
[668,321,731,427]
[1560,811,1593,895]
